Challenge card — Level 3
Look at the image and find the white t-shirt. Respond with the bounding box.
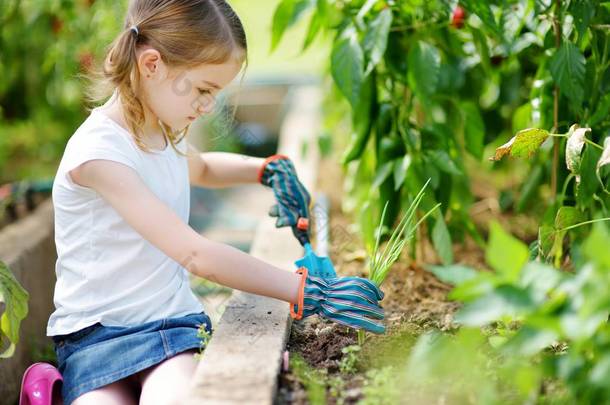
[47,107,204,336]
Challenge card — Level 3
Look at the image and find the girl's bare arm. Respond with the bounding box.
[70,159,301,303]
[186,142,265,188]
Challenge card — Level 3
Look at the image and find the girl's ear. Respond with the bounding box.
[137,48,164,79]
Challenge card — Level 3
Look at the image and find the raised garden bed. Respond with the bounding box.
[276,155,538,404]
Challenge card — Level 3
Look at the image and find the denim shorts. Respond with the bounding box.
[51,311,212,405]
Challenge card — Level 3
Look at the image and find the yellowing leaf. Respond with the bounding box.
[489,128,549,161]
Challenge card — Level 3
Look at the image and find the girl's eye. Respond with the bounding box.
[198,88,211,95]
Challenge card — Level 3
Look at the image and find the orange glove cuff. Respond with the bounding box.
[290,267,308,321]
[257,154,290,184]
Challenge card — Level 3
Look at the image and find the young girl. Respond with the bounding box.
[21,1,385,404]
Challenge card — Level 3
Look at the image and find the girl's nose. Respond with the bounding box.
[198,96,216,115]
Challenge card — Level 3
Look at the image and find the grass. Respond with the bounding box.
[358,179,440,345]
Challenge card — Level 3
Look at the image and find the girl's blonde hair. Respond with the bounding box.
[84,0,248,156]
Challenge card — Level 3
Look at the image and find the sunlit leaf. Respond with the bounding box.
[0,261,29,358]
[432,214,453,265]
[331,25,364,108]
[362,8,392,76]
[454,285,536,326]
[393,155,411,191]
[489,128,549,161]
[486,222,529,281]
[426,264,477,286]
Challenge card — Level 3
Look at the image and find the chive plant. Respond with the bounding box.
[358,180,440,345]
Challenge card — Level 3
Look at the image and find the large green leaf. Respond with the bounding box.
[432,215,454,265]
[454,285,536,326]
[271,0,316,52]
[549,42,586,108]
[550,206,586,266]
[427,150,463,176]
[331,25,365,109]
[426,264,478,286]
[362,8,393,76]
[372,161,394,189]
[583,222,610,269]
[502,327,558,356]
[407,41,441,97]
[486,222,529,281]
[0,260,29,358]
[393,155,411,191]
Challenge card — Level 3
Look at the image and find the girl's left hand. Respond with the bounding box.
[258,154,311,245]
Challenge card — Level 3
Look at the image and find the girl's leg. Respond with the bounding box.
[137,349,199,405]
[70,377,139,405]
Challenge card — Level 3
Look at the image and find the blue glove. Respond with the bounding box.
[259,154,311,246]
[290,268,386,334]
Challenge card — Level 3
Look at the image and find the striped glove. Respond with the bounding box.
[258,154,311,246]
[290,268,386,334]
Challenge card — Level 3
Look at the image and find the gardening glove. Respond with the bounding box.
[258,154,311,246]
[290,267,386,334]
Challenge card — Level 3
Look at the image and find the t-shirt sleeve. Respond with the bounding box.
[60,128,139,193]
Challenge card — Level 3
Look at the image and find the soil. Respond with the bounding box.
[276,156,538,404]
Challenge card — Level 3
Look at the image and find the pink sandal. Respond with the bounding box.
[19,362,63,405]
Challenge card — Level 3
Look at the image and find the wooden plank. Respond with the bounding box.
[187,85,321,404]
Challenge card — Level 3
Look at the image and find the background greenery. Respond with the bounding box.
[0,0,328,183]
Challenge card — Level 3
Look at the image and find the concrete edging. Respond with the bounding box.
[187,85,322,404]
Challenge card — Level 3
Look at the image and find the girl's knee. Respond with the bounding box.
[71,378,138,405]
[138,350,199,405]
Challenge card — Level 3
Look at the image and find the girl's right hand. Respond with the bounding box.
[290,268,386,334]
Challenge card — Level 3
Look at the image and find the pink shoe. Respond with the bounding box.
[19,362,63,405]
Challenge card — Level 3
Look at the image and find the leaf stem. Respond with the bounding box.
[556,217,610,233]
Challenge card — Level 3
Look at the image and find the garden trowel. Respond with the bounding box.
[293,217,337,278]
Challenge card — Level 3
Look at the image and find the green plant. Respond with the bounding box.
[193,321,213,361]
[360,366,403,405]
[271,0,610,265]
[490,124,610,267]
[289,353,327,405]
[421,221,610,402]
[0,1,129,182]
[369,179,440,286]
[339,344,361,374]
[358,180,439,345]
[0,260,29,358]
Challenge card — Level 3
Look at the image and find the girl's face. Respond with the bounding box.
[136,46,243,131]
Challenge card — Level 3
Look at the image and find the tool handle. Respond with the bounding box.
[296,217,310,246]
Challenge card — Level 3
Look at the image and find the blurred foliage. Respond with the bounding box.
[273,0,610,265]
[0,0,126,183]
[413,221,610,403]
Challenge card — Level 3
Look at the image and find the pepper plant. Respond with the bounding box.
[272,0,610,265]
[490,124,610,267]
